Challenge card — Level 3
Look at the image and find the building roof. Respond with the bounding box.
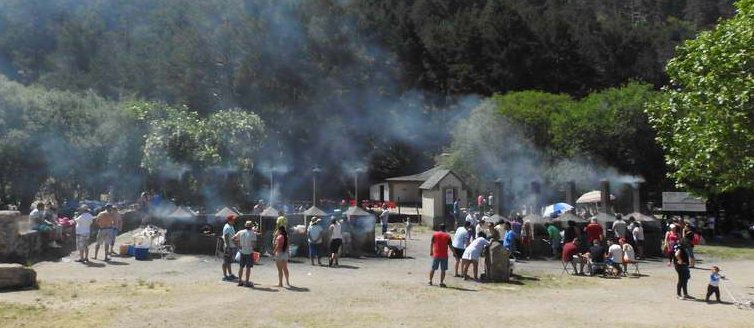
[345,206,372,217]
[168,207,195,218]
[385,167,464,190]
[259,207,280,217]
[215,207,239,218]
[385,167,442,182]
[302,206,327,217]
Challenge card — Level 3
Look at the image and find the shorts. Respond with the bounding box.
[330,238,342,254]
[76,234,89,251]
[452,247,465,259]
[238,253,254,268]
[309,243,320,257]
[273,251,289,262]
[224,247,237,265]
[111,228,119,244]
[431,258,449,271]
[97,228,115,245]
[686,247,695,259]
[461,249,477,261]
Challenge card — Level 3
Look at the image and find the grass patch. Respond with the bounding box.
[695,244,754,260]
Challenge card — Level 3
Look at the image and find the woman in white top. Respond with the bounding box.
[619,237,635,274]
[461,232,490,281]
[328,218,343,267]
[632,221,644,259]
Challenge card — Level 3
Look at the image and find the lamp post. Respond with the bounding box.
[312,166,321,207]
[354,167,365,207]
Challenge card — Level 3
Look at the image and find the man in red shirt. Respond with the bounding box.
[562,238,585,275]
[585,218,604,244]
[429,223,453,287]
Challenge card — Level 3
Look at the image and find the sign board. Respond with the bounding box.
[662,192,706,212]
[445,188,455,205]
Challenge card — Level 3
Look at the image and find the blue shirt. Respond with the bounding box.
[709,272,721,287]
[452,227,470,249]
[503,230,515,251]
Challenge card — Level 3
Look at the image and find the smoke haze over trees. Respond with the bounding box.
[0,0,742,211]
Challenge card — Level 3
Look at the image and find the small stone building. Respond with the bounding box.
[370,167,468,227]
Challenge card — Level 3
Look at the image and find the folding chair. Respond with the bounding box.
[154,235,175,260]
[214,237,225,261]
[588,260,607,276]
[561,255,578,275]
[625,260,640,276]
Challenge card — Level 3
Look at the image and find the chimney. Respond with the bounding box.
[632,182,641,213]
[531,181,541,212]
[565,181,576,205]
[494,179,504,215]
[600,179,610,213]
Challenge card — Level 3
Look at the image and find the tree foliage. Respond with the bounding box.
[647,0,754,195]
[443,82,666,199]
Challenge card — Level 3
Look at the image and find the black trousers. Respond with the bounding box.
[706,285,720,301]
[675,265,690,296]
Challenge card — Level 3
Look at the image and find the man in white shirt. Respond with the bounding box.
[612,214,627,240]
[606,239,624,276]
[328,218,343,267]
[307,217,324,265]
[221,215,238,281]
[74,205,94,263]
[451,221,471,277]
[232,221,258,287]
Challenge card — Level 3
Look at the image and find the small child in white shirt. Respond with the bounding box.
[705,266,724,302]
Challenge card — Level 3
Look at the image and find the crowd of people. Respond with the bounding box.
[218,213,349,289]
[21,196,731,303]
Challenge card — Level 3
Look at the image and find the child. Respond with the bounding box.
[405,217,413,240]
[705,266,724,302]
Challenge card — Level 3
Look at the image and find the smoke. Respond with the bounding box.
[444,100,645,211]
[0,1,483,209]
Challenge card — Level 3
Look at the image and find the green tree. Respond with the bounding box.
[646,0,754,195]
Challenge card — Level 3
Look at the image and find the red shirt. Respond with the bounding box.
[562,241,580,262]
[431,232,452,259]
[585,223,603,243]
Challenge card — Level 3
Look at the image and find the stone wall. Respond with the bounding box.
[0,211,43,264]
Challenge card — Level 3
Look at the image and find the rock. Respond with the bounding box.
[485,241,510,282]
[0,264,37,290]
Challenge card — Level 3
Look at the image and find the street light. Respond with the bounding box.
[354,167,365,207]
[312,166,322,207]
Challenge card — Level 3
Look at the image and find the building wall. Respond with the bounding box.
[421,173,468,227]
[390,182,421,204]
[421,189,439,226]
[369,183,390,201]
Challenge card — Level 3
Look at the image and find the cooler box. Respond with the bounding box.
[134,246,150,260]
[119,244,130,256]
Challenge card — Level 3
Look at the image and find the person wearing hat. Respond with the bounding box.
[74,205,95,263]
[221,215,238,281]
[306,217,324,266]
[232,221,258,287]
[94,204,117,261]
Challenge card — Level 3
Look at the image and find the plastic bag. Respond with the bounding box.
[234,250,241,262]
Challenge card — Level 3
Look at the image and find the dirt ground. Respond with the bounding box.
[2,229,754,328]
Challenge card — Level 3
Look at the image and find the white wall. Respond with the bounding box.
[390,182,421,204]
[369,183,389,201]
